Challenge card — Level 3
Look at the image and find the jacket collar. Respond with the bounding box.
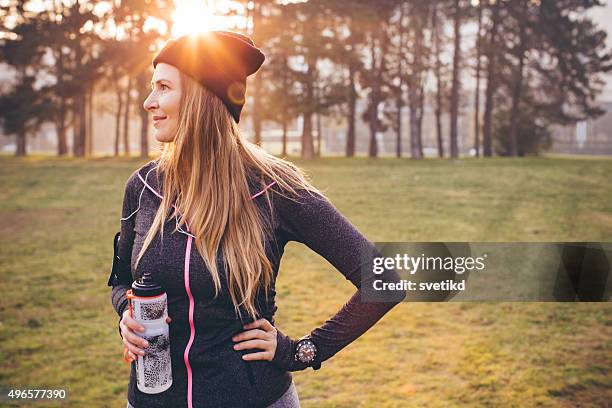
[137,160,271,200]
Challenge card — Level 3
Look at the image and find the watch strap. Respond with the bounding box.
[294,336,321,370]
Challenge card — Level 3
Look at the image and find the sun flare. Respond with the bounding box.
[171,0,248,37]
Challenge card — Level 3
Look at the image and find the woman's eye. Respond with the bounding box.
[161,84,169,91]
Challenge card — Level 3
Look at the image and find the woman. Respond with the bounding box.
[109,30,406,408]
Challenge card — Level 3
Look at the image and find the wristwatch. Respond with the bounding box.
[294,336,320,369]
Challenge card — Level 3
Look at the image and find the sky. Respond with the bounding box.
[588,1,612,100]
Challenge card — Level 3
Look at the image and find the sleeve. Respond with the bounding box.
[270,188,406,372]
[109,172,139,320]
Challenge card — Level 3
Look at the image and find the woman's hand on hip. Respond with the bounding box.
[232,318,278,361]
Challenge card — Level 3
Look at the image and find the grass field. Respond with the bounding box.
[0,155,611,407]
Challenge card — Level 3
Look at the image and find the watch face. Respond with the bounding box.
[295,340,317,363]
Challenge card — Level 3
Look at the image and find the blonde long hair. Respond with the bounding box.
[135,70,324,321]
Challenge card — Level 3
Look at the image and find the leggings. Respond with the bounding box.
[126,380,300,408]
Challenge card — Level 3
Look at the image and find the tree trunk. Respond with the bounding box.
[508,0,528,157]
[396,95,403,158]
[483,1,501,157]
[372,26,390,158]
[114,94,122,157]
[316,111,322,157]
[281,119,287,157]
[395,3,406,158]
[408,69,422,159]
[123,76,131,156]
[433,1,444,158]
[140,103,149,158]
[417,84,425,158]
[84,87,90,157]
[79,92,87,157]
[408,14,423,160]
[56,46,68,156]
[346,61,357,157]
[449,0,461,159]
[409,104,420,158]
[137,70,149,158]
[368,33,379,158]
[87,81,94,156]
[72,94,86,157]
[252,1,263,145]
[72,99,80,156]
[16,131,26,156]
[72,43,85,157]
[252,72,263,145]
[281,54,288,157]
[57,97,68,156]
[474,1,483,157]
[302,112,314,160]
[368,98,378,158]
[301,53,316,160]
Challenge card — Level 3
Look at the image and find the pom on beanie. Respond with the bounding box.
[152,30,266,124]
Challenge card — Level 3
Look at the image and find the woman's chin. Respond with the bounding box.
[154,132,174,143]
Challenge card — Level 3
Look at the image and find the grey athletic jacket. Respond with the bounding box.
[109,160,406,408]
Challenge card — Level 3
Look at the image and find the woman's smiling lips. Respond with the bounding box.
[153,115,167,126]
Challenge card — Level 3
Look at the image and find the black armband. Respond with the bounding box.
[107,232,133,287]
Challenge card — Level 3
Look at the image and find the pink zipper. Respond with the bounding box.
[183,233,195,408]
[137,173,276,408]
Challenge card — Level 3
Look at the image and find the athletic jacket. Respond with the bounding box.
[109,159,406,408]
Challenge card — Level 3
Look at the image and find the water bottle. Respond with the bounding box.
[126,270,172,394]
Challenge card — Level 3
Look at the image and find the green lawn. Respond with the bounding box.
[0,155,610,407]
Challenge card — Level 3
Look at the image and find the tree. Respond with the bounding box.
[449,0,462,158]
[324,0,369,158]
[431,0,449,158]
[489,0,612,155]
[248,0,277,146]
[0,74,49,156]
[386,1,408,158]
[493,103,552,156]
[257,3,300,156]
[107,0,173,158]
[533,0,612,124]
[472,0,484,157]
[0,2,52,156]
[482,0,502,157]
[506,0,530,157]
[279,0,340,159]
[1,0,111,157]
[405,1,431,160]
[358,0,398,158]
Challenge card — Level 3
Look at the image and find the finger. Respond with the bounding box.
[126,349,137,361]
[233,339,269,351]
[123,331,149,349]
[124,340,146,357]
[166,316,172,324]
[232,329,268,342]
[241,351,273,361]
[243,318,273,332]
[124,316,146,333]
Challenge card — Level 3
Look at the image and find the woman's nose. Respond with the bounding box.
[143,92,157,111]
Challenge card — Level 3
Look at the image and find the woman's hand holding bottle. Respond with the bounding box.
[120,308,172,362]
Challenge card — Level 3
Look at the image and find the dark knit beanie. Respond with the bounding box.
[152,30,265,124]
